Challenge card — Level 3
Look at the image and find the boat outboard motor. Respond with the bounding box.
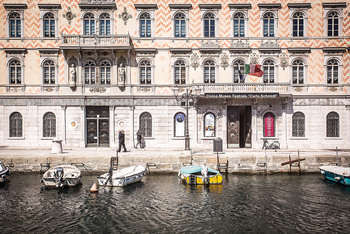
[201,165,209,185]
[54,167,65,188]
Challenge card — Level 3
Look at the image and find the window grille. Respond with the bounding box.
[327,112,339,137]
[10,112,22,137]
[43,112,56,138]
[292,112,305,137]
[140,112,152,137]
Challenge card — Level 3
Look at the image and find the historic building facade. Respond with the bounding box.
[0,0,349,150]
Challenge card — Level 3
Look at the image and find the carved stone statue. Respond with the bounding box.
[69,63,76,87]
[118,63,126,83]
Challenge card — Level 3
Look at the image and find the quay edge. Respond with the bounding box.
[0,147,349,174]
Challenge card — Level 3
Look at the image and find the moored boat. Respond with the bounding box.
[319,165,350,186]
[178,165,223,185]
[0,161,10,184]
[97,165,147,187]
[41,164,82,188]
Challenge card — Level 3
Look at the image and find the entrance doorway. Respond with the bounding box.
[86,106,109,147]
[227,106,252,148]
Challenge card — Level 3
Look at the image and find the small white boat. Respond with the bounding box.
[97,165,147,187]
[41,165,82,188]
[320,165,350,186]
[0,161,10,184]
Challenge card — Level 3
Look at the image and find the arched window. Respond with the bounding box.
[43,112,56,138]
[204,12,215,37]
[233,60,245,83]
[174,60,186,84]
[327,59,339,84]
[174,12,186,37]
[84,61,96,85]
[327,112,339,137]
[43,12,55,37]
[263,112,275,137]
[43,60,55,84]
[9,112,22,137]
[174,112,185,137]
[100,60,111,85]
[83,13,95,35]
[292,12,304,37]
[9,59,22,84]
[8,12,21,37]
[140,112,152,137]
[327,11,339,37]
[204,60,215,83]
[292,60,304,84]
[140,12,151,37]
[263,12,274,37]
[139,60,152,84]
[99,13,111,35]
[204,112,216,137]
[263,60,274,83]
[292,112,305,137]
[233,12,245,37]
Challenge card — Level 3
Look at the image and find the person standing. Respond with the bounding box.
[118,130,127,152]
[136,129,142,149]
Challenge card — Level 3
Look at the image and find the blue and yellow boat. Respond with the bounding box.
[178,165,223,185]
[320,165,350,186]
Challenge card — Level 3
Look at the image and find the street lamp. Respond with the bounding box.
[173,86,198,151]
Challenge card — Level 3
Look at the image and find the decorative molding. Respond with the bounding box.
[62,7,76,25]
[170,48,192,54]
[89,87,106,93]
[257,4,282,9]
[322,2,347,8]
[135,48,157,55]
[279,52,289,69]
[198,4,222,9]
[229,48,251,54]
[190,52,200,70]
[3,3,27,9]
[287,48,311,54]
[259,41,281,53]
[119,7,132,25]
[220,53,229,69]
[4,48,27,54]
[249,53,259,64]
[38,4,61,9]
[134,4,158,10]
[168,4,192,9]
[287,3,312,9]
[228,4,252,9]
[79,0,116,9]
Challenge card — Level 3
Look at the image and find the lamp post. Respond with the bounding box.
[173,87,198,151]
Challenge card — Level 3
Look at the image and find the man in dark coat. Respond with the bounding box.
[136,128,142,149]
[118,130,127,152]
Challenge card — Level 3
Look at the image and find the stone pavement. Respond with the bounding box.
[0,146,349,174]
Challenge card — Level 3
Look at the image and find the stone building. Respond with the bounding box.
[0,0,349,150]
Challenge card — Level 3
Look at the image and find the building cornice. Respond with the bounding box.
[170,48,192,54]
[134,4,158,10]
[135,48,158,54]
[168,4,192,10]
[322,2,347,8]
[79,3,116,9]
[228,4,252,9]
[39,48,60,54]
[322,47,347,53]
[38,4,61,9]
[258,3,282,9]
[229,48,252,53]
[3,3,27,9]
[287,3,312,9]
[198,4,222,10]
[287,48,311,53]
[4,48,27,54]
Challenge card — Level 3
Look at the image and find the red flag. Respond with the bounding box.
[250,64,264,77]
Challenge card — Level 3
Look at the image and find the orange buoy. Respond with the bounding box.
[90,183,98,193]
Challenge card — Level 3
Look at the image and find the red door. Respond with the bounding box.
[264,113,275,137]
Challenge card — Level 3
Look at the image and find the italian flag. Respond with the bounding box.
[244,64,264,77]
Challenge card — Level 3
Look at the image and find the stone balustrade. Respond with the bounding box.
[61,34,131,48]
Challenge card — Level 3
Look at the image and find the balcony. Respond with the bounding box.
[195,83,291,98]
[61,34,131,49]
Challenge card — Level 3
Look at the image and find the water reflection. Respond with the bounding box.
[1,174,350,233]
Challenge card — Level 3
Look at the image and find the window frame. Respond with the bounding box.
[291,59,304,85]
[42,59,56,85]
[9,112,23,138]
[263,112,275,138]
[233,12,245,37]
[327,11,339,37]
[174,59,186,85]
[203,60,216,84]
[292,112,305,137]
[139,59,152,85]
[43,112,56,138]
[204,112,216,137]
[263,59,275,84]
[174,112,186,137]
[233,59,245,83]
[262,12,275,37]
[83,13,95,36]
[326,58,339,84]
[99,13,111,36]
[8,11,22,38]
[139,12,152,38]
[43,12,55,38]
[8,59,22,85]
[326,112,339,138]
[174,12,186,38]
[84,60,96,85]
[99,60,111,85]
[203,12,216,38]
[292,11,304,37]
[139,112,152,138]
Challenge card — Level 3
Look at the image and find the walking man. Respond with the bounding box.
[136,128,142,149]
[118,130,127,152]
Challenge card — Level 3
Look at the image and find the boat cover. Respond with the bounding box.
[320,166,350,177]
[180,165,219,175]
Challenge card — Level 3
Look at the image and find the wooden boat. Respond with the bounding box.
[319,165,350,186]
[178,165,223,185]
[41,165,82,188]
[97,165,147,187]
[0,161,10,184]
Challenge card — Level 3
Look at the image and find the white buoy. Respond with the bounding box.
[90,183,98,193]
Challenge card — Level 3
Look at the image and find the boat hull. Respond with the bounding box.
[179,165,223,185]
[0,161,10,184]
[320,166,350,186]
[41,165,82,188]
[97,165,147,187]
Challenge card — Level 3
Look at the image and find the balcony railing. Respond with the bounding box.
[61,34,131,48]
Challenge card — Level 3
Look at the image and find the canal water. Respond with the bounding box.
[1,174,350,233]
